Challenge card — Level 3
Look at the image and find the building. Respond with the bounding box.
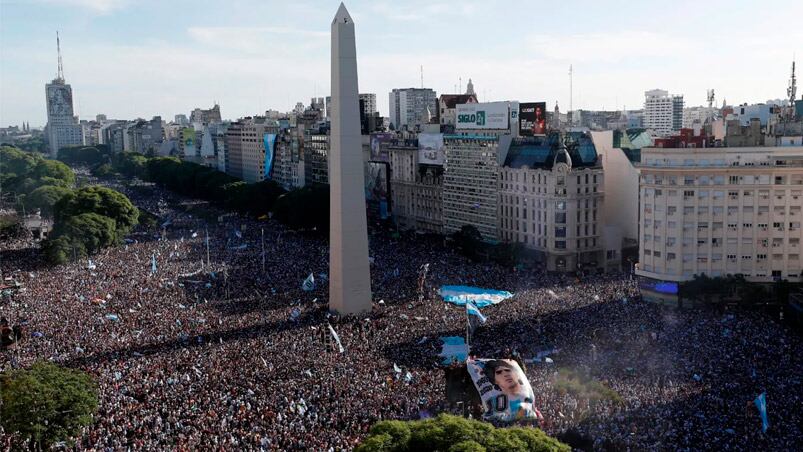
[175,114,189,125]
[388,88,437,131]
[390,141,444,234]
[438,94,478,129]
[644,89,684,137]
[305,131,330,185]
[45,76,82,156]
[127,116,164,154]
[442,134,510,240]
[272,126,305,190]
[221,117,278,183]
[99,121,126,153]
[498,133,607,272]
[359,93,377,116]
[637,145,803,303]
[189,104,222,125]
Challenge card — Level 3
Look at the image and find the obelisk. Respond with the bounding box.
[329,3,372,314]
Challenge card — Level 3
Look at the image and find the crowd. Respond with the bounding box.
[1,180,801,451]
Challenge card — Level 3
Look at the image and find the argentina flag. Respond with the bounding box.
[466,300,487,324]
[754,392,769,433]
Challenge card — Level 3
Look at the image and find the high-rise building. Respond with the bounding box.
[190,104,222,125]
[442,134,509,240]
[637,145,803,303]
[388,88,437,131]
[644,89,684,137]
[358,93,377,116]
[223,117,278,183]
[175,114,189,125]
[45,33,82,157]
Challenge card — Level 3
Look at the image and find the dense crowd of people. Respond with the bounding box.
[1,179,801,451]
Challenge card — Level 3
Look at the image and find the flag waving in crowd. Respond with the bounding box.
[302,273,315,291]
[466,300,487,324]
[754,392,769,433]
[150,253,157,274]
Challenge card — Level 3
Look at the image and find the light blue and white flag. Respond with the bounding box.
[440,285,513,308]
[754,392,769,433]
[151,254,157,274]
[87,259,96,270]
[466,300,487,324]
[438,336,468,365]
[302,273,315,291]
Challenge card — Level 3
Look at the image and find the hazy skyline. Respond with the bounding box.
[1,0,802,127]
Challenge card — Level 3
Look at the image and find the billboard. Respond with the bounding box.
[466,358,538,422]
[456,102,510,130]
[365,161,390,218]
[370,132,394,162]
[418,133,444,165]
[263,133,276,179]
[519,102,547,136]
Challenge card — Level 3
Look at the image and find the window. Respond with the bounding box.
[555,212,566,223]
[555,227,566,238]
[555,240,566,249]
[684,190,695,197]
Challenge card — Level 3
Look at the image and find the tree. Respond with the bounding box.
[356,414,568,452]
[33,159,75,187]
[26,185,73,218]
[272,184,329,232]
[452,225,485,261]
[55,186,139,237]
[0,361,98,449]
[57,212,119,254]
[112,152,148,179]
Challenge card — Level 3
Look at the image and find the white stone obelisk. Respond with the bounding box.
[329,3,372,315]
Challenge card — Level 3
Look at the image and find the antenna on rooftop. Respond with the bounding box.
[568,65,574,126]
[420,65,424,89]
[56,31,64,81]
[788,58,797,106]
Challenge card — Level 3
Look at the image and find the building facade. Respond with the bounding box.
[45,78,82,156]
[390,144,444,234]
[644,89,684,137]
[190,104,222,125]
[442,135,506,240]
[637,146,803,297]
[389,88,437,131]
[359,93,377,116]
[305,132,329,185]
[498,135,606,271]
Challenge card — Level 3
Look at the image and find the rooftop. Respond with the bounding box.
[504,132,598,170]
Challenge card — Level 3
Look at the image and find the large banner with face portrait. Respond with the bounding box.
[519,102,547,136]
[466,358,537,422]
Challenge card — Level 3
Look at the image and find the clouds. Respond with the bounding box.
[32,0,129,14]
[1,0,802,126]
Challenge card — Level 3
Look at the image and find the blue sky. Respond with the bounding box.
[1,0,801,127]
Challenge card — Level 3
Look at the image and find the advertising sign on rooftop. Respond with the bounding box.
[519,102,547,136]
[456,102,510,130]
[418,133,444,165]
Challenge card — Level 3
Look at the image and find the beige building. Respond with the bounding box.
[498,134,608,271]
[390,144,444,234]
[637,146,803,293]
[442,135,510,240]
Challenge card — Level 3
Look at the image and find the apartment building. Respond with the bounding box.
[644,89,684,137]
[637,146,803,296]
